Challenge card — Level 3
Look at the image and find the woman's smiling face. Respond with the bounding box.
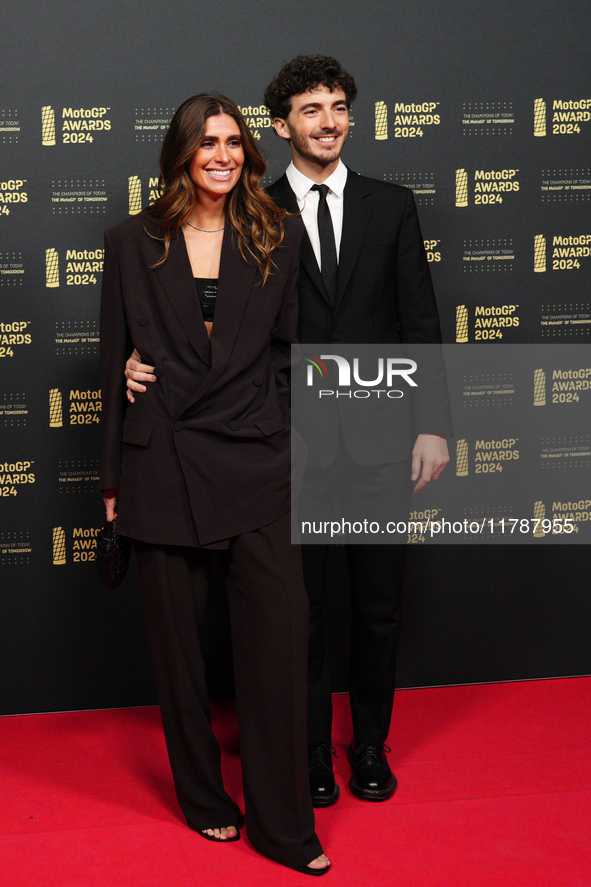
[189,113,245,200]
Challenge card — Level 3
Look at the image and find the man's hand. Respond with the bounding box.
[103,488,119,522]
[125,348,156,403]
[411,434,450,492]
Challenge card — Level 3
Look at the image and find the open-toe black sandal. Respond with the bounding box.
[198,826,241,843]
[295,860,331,876]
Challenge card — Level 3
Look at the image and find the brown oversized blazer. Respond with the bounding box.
[99,213,303,548]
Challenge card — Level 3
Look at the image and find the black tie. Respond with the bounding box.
[312,184,337,302]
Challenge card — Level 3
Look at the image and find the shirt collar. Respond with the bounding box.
[286,159,348,201]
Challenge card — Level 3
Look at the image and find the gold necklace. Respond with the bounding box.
[186,221,224,233]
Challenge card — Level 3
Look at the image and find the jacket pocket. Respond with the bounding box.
[253,407,286,436]
[121,419,153,446]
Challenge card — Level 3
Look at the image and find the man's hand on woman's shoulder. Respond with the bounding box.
[125,349,156,402]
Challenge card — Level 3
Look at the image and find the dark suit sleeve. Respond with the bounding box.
[394,189,453,436]
[270,223,303,416]
[395,188,442,345]
[99,229,133,490]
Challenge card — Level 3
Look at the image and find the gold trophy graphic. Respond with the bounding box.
[49,389,63,427]
[533,501,546,537]
[42,106,56,146]
[52,527,66,565]
[533,99,546,137]
[375,101,388,140]
[128,176,142,215]
[456,305,469,343]
[534,235,546,272]
[533,369,546,406]
[45,248,59,287]
[455,169,468,207]
[456,440,469,476]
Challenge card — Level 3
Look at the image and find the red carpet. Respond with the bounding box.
[1,678,590,886]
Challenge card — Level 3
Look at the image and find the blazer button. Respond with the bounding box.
[173,421,184,432]
[229,421,239,431]
[153,367,164,378]
[253,374,263,386]
[331,331,342,341]
[137,316,149,327]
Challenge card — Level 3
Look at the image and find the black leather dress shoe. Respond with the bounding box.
[308,744,340,807]
[348,741,397,801]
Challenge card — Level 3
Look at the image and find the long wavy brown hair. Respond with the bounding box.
[145,94,286,282]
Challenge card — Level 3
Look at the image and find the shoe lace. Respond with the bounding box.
[358,742,391,759]
[311,743,338,761]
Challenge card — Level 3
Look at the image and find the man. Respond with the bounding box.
[126,56,450,808]
[263,56,450,806]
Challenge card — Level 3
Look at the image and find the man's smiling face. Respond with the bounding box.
[273,85,349,170]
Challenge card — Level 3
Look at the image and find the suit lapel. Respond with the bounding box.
[334,172,372,314]
[268,174,299,215]
[152,222,212,368]
[178,223,256,413]
[268,174,332,309]
[207,224,256,383]
[300,231,331,306]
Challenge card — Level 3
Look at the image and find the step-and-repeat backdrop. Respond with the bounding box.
[2,0,590,713]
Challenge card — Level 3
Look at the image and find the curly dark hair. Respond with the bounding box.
[264,55,357,119]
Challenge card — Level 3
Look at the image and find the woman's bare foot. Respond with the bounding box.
[307,853,331,871]
[201,826,238,840]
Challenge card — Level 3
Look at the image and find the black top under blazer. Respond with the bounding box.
[266,171,452,466]
[99,214,303,548]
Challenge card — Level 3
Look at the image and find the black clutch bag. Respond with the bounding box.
[96,519,133,589]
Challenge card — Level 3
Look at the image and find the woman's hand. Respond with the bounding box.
[125,348,156,403]
[103,489,119,522]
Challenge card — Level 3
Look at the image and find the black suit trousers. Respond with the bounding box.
[134,512,322,869]
[300,441,412,747]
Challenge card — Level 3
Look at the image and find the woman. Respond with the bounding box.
[99,94,330,875]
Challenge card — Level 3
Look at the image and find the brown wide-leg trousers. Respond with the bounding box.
[134,512,322,870]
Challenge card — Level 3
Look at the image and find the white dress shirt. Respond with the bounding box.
[285,160,348,270]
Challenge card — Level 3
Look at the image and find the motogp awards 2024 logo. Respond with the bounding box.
[534,234,591,273]
[374,101,440,140]
[455,169,519,207]
[534,98,591,137]
[52,525,102,565]
[0,179,27,217]
[128,176,161,215]
[238,105,273,140]
[45,248,103,288]
[42,106,112,146]
[49,388,101,428]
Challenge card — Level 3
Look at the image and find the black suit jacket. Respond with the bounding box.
[267,170,452,466]
[99,214,303,547]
